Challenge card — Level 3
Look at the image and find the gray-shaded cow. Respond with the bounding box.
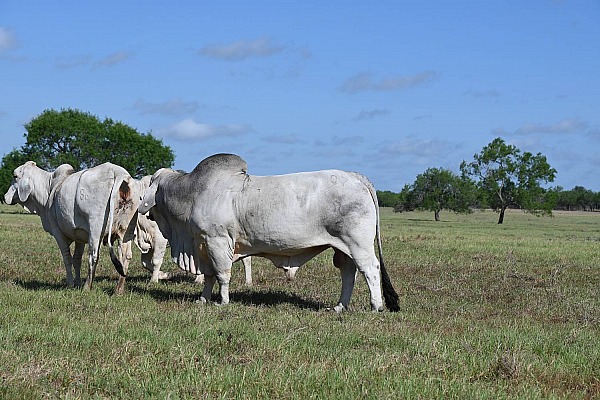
[138,154,399,312]
[4,161,142,293]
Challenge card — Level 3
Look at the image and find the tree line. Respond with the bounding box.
[3,109,595,224]
[376,137,597,224]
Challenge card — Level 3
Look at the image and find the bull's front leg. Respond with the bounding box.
[198,273,216,304]
[114,240,132,295]
[55,236,75,287]
[206,237,234,305]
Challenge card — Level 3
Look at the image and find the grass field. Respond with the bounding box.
[0,204,598,399]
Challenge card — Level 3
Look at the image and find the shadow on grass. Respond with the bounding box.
[9,274,327,311]
[11,279,66,291]
[134,284,326,311]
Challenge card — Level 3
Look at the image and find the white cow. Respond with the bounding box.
[139,153,399,312]
[4,161,142,293]
[134,176,255,285]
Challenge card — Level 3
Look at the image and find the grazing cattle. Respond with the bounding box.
[134,176,255,285]
[138,154,399,312]
[4,161,142,293]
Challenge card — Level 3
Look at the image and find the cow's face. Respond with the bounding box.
[138,182,158,214]
[4,162,35,205]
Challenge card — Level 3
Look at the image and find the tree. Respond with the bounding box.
[0,108,175,194]
[0,150,29,203]
[376,190,403,208]
[398,167,475,221]
[460,137,556,224]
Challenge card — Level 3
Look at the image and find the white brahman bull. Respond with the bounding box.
[138,153,399,312]
[4,161,142,293]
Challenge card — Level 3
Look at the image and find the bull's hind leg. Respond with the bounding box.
[83,241,101,291]
[72,242,85,287]
[353,252,384,312]
[332,250,357,312]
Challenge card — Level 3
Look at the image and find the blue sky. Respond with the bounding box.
[1,1,599,191]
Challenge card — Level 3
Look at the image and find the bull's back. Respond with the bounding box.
[234,170,377,249]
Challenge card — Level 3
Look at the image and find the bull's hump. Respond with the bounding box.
[191,154,247,177]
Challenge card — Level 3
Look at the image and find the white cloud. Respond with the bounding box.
[94,51,131,68]
[199,37,284,61]
[493,118,589,136]
[379,137,457,159]
[464,89,501,98]
[338,71,437,94]
[132,98,201,116]
[162,118,252,141]
[0,27,17,52]
[353,108,390,121]
[55,55,93,69]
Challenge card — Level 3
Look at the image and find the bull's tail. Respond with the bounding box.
[107,175,127,278]
[361,175,400,312]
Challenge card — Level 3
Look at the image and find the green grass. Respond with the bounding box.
[0,204,598,398]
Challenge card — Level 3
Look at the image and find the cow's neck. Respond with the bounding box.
[24,167,53,231]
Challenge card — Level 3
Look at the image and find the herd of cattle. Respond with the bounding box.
[4,154,399,312]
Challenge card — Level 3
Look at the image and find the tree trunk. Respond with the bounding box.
[434,210,440,222]
[498,207,506,224]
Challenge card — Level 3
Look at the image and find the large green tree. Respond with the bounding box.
[0,108,175,195]
[399,167,475,221]
[460,137,556,224]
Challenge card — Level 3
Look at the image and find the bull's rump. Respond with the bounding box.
[52,165,129,241]
[233,170,377,253]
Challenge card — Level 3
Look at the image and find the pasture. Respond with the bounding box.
[0,204,598,398]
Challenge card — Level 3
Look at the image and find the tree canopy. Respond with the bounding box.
[396,167,475,221]
[460,137,556,224]
[1,108,175,195]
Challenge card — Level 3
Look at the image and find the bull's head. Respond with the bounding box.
[4,161,37,204]
[138,168,169,214]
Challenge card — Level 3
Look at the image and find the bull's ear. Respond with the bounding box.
[17,176,33,202]
[119,177,132,203]
[138,183,158,213]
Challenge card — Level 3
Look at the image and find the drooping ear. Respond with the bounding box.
[17,176,33,202]
[138,182,158,214]
[119,177,132,203]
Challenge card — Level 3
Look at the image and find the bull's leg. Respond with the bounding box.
[332,250,357,312]
[198,273,216,304]
[215,269,232,305]
[83,242,101,291]
[55,236,75,287]
[72,242,85,288]
[206,238,234,305]
[114,240,132,295]
[241,257,252,286]
[151,235,170,282]
[284,266,299,281]
[354,253,384,312]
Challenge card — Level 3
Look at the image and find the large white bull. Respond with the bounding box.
[139,154,399,312]
[4,161,142,293]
